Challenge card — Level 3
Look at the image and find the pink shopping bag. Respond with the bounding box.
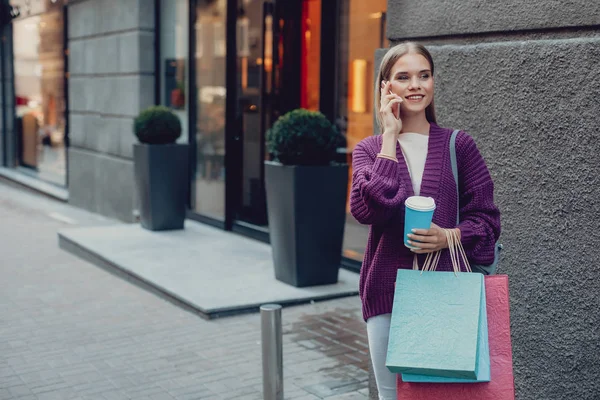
[397,275,515,400]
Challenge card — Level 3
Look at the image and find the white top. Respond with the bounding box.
[398,132,429,196]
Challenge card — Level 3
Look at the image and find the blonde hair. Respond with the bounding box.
[375,42,437,132]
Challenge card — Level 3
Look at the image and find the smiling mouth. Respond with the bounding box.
[406,95,425,101]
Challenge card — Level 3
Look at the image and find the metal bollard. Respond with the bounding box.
[261,304,283,400]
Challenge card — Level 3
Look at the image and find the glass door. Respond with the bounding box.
[191,0,228,220]
[232,0,271,228]
[232,0,322,233]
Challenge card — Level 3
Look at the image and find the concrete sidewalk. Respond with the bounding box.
[0,181,371,400]
[58,221,359,319]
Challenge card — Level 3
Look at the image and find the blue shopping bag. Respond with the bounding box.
[401,278,490,382]
[386,269,486,380]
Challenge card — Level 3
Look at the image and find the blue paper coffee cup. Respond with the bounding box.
[404,196,436,248]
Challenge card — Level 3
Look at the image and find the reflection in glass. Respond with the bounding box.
[338,0,388,262]
[13,5,66,186]
[193,0,227,219]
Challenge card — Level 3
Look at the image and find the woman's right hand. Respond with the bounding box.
[380,80,403,137]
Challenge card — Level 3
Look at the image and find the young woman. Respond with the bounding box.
[349,42,501,399]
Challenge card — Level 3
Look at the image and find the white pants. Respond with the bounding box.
[367,313,397,400]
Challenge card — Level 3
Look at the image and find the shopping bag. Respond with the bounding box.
[401,277,490,382]
[397,275,515,400]
[386,269,484,380]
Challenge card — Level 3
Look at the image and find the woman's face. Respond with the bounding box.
[387,53,434,117]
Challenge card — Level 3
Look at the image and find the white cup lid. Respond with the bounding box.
[405,196,436,211]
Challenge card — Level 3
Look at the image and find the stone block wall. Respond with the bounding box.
[381,1,600,399]
[67,0,155,221]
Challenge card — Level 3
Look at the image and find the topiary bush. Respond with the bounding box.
[133,106,182,145]
[266,108,345,166]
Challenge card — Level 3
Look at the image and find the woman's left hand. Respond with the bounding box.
[407,223,459,254]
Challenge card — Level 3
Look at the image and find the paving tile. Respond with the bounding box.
[0,182,369,400]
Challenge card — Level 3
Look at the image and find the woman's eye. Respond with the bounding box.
[420,74,430,80]
[396,76,409,81]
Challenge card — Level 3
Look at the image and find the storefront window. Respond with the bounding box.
[12,0,66,186]
[160,0,189,143]
[193,0,227,220]
[338,0,388,262]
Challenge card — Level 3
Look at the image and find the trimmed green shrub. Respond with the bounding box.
[266,109,345,166]
[133,106,182,145]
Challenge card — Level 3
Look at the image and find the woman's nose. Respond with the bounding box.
[408,76,420,89]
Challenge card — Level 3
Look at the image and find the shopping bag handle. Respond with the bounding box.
[412,229,471,275]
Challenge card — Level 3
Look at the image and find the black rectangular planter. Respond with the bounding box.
[265,161,349,287]
[134,143,189,231]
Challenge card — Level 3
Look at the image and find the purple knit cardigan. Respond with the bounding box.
[350,123,501,322]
